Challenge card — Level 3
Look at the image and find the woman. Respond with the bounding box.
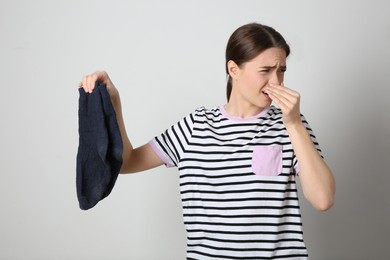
[79,23,335,259]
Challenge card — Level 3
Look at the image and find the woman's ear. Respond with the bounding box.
[227,60,239,79]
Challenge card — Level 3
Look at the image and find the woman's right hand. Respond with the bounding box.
[78,70,164,174]
[79,70,118,98]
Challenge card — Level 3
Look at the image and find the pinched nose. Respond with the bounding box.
[268,72,283,86]
[268,81,280,86]
[268,71,283,86]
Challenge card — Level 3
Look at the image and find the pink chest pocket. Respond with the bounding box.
[251,145,283,176]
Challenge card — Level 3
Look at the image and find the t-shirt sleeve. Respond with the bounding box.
[148,112,196,168]
[293,114,323,174]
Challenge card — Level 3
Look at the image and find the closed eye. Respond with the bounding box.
[278,66,287,72]
[259,66,287,73]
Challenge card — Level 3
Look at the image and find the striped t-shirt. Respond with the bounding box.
[149,105,322,260]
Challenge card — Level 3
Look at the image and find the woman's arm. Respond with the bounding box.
[265,84,335,211]
[79,71,164,174]
[285,122,335,211]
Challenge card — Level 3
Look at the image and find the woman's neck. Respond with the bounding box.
[224,101,267,119]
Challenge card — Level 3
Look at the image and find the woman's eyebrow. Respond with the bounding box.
[259,65,287,69]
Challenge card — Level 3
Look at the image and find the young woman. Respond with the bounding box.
[79,23,335,260]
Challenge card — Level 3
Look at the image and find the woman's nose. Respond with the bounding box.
[268,71,282,86]
[268,79,281,87]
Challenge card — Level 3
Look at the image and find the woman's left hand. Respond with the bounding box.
[264,83,302,127]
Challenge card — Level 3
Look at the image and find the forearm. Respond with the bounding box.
[286,122,335,211]
[110,91,164,174]
[110,91,133,173]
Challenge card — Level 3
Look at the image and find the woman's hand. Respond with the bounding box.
[79,70,118,99]
[265,83,335,210]
[78,70,164,174]
[264,83,301,127]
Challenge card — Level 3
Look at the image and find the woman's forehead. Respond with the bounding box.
[248,48,287,67]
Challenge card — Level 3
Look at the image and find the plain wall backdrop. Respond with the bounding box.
[1,0,389,259]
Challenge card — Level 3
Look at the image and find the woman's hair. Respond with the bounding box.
[225,23,290,101]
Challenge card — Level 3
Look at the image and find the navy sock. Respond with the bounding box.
[76,82,123,210]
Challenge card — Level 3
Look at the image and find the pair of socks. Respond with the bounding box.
[76,82,123,210]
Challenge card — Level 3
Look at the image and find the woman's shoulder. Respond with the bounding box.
[268,105,282,115]
[192,106,222,117]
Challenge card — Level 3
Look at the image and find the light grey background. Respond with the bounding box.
[1,0,389,259]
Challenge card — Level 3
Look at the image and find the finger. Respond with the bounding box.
[87,75,95,93]
[269,84,300,98]
[266,90,289,111]
[266,86,301,117]
[91,73,99,91]
[81,76,88,93]
[265,88,294,108]
[267,91,301,126]
[86,75,94,93]
[81,76,89,93]
[266,87,299,106]
[80,71,107,93]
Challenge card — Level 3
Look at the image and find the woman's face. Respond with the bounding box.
[230,47,287,108]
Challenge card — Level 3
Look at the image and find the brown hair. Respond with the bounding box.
[225,23,290,101]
